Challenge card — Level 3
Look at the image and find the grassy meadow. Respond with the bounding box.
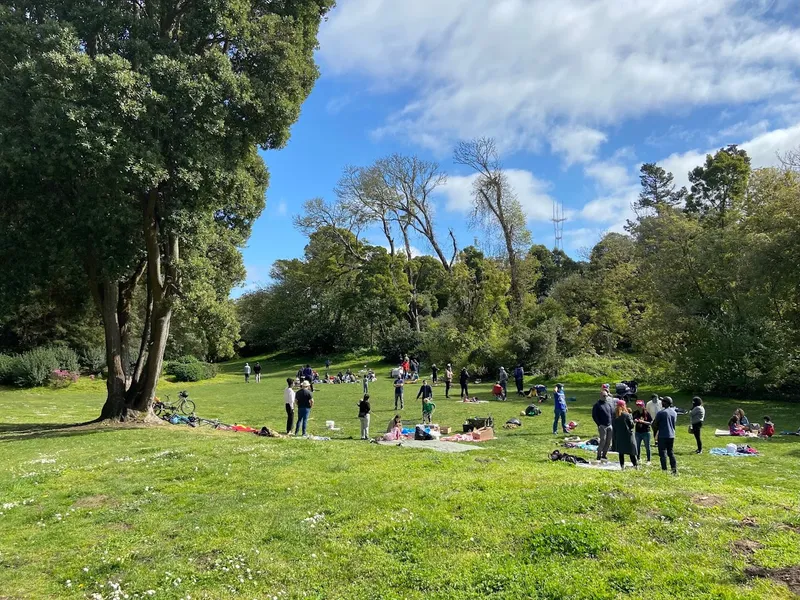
[2,355,800,599]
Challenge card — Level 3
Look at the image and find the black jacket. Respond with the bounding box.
[592,398,613,427]
[416,384,433,399]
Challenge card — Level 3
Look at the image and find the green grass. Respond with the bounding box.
[2,355,800,599]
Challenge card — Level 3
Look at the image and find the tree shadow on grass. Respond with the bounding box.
[0,421,145,443]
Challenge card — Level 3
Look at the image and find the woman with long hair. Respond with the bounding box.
[612,400,638,470]
[690,397,705,453]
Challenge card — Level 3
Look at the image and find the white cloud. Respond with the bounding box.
[275,201,288,217]
[550,125,607,166]
[440,169,554,222]
[661,121,800,188]
[320,0,800,152]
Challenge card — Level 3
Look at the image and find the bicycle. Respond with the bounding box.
[154,390,196,416]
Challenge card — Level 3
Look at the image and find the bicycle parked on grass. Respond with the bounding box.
[153,390,196,416]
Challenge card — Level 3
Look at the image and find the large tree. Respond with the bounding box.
[453,138,531,312]
[0,0,334,420]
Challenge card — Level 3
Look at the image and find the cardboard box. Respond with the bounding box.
[440,426,452,435]
[472,427,494,441]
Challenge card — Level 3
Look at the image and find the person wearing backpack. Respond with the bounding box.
[358,394,371,440]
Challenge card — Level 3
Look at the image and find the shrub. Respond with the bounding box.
[52,369,80,388]
[0,354,17,385]
[171,361,217,382]
[165,355,201,376]
[49,345,80,373]
[79,346,106,374]
[12,348,57,387]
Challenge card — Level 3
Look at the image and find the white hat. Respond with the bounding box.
[300,380,310,388]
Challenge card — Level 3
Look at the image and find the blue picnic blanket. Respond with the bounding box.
[709,448,759,457]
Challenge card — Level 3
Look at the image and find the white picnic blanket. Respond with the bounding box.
[377,440,484,453]
[714,429,758,438]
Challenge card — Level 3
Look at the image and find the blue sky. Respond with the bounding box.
[236,0,800,295]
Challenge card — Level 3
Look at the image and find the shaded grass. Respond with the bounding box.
[1,355,800,599]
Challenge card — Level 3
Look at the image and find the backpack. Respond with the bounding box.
[415,426,434,441]
[525,404,541,416]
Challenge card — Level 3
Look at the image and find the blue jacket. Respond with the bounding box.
[554,390,567,412]
[513,367,524,380]
[654,408,677,439]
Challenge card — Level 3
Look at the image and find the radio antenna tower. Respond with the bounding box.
[552,198,566,252]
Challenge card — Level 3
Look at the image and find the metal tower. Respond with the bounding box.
[552,198,566,252]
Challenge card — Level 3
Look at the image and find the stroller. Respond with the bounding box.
[615,381,638,403]
[529,384,549,403]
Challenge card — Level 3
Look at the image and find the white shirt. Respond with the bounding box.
[244,365,251,374]
[284,387,295,408]
[646,399,662,420]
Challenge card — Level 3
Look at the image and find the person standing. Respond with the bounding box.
[284,377,295,434]
[358,394,371,440]
[690,397,705,454]
[613,400,638,470]
[294,380,314,436]
[431,364,439,385]
[243,362,251,383]
[552,384,569,435]
[632,399,653,464]
[646,394,662,443]
[394,374,405,410]
[253,362,262,383]
[416,379,433,403]
[459,367,470,399]
[498,367,509,400]
[302,364,314,392]
[513,364,525,396]
[592,390,614,461]
[444,364,453,398]
[654,396,677,474]
[362,366,369,396]
[325,358,331,377]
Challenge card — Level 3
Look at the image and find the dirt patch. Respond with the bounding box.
[732,539,763,557]
[692,494,725,508]
[745,565,800,595]
[73,494,111,509]
[741,517,758,528]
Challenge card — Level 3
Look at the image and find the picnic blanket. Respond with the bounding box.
[710,447,759,457]
[459,399,489,403]
[575,462,633,471]
[566,441,618,455]
[376,440,484,453]
[714,429,758,438]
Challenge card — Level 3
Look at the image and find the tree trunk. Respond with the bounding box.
[97,280,129,421]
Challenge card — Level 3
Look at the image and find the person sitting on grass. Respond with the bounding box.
[422,397,436,424]
[492,382,504,400]
[735,408,759,432]
[384,414,403,440]
[761,416,775,438]
[729,414,746,436]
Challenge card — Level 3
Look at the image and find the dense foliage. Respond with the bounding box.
[239,145,800,396]
[0,0,334,418]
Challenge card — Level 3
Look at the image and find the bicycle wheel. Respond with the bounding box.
[154,402,164,417]
[181,399,196,415]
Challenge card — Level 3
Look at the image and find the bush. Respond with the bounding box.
[171,361,218,382]
[165,355,201,376]
[79,346,106,374]
[0,354,17,385]
[52,369,80,388]
[49,345,80,373]
[12,348,58,387]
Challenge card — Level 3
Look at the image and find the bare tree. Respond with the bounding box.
[335,166,398,257]
[373,155,457,271]
[294,197,368,263]
[454,137,531,310]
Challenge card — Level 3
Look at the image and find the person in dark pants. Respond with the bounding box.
[513,364,524,396]
[592,390,614,461]
[283,377,295,434]
[416,379,433,403]
[612,400,638,470]
[654,396,677,474]
[302,364,314,392]
[394,375,405,410]
[431,364,439,385]
[253,362,262,383]
[444,364,453,398]
[632,399,653,463]
[552,384,569,434]
[498,367,508,399]
[690,396,705,453]
[459,367,470,399]
[294,380,314,436]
